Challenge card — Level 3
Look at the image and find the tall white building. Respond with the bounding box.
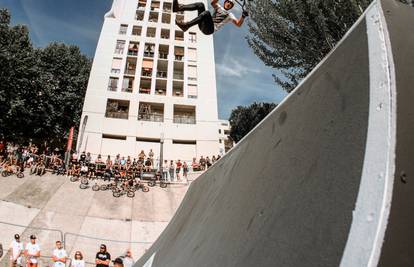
[77,0,221,162]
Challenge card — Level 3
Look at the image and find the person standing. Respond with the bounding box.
[162,160,169,182]
[25,235,40,267]
[52,241,67,267]
[176,160,182,181]
[122,250,134,267]
[183,161,189,180]
[71,251,85,267]
[8,234,23,267]
[148,149,154,166]
[169,160,175,182]
[95,244,111,267]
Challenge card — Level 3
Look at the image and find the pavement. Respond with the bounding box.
[135,1,414,266]
[0,171,197,266]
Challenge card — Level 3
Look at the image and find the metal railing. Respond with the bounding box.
[105,111,129,120]
[138,113,164,122]
[173,115,196,124]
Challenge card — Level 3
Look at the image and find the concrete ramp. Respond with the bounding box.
[135,0,414,266]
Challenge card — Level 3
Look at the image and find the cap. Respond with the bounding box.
[14,234,20,239]
[30,235,36,239]
[112,258,123,265]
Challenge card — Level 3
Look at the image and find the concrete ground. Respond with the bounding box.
[0,171,198,266]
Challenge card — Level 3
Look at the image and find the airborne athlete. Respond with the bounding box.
[173,0,248,35]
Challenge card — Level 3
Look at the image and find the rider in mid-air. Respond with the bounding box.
[173,0,248,35]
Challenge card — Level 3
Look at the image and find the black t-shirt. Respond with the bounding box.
[96,252,111,267]
[80,154,86,162]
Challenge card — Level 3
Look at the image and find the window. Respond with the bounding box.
[103,134,127,140]
[144,43,155,58]
[132,26,142,36]
[160,29,170,39]
[150,1,160,11]
[111,58,123,74]
[138,0,147,9]
[161,13,171,24]
[188,65,197,81]
[219,129,222,134]
[158,44,169,59]
[136,10,145,20]
[147,27,156,38]
[172,140,196,145]
[173,105,196,124]
[138,102,164,122]
[125,57,137,75]
[128,42,139,56]
[119,24,128,35]
[219,139,222,144]
[173,80,183,96]
[105,99,130,119]
[188,48,197,62]
[175,31,184,41]
[188,84,197,98]
[108,77,118,91]
[174,46,184,61]
[155,79,167,95]
[163,2,172,12]
[122,77,134,93]
[189,32,196,43]
[142,59,154,77]
[139,78,151,94]
[156,59,168,78]
[149,12,158,22]
[114,40,126,55]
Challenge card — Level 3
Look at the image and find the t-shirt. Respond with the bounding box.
[53,248,67,267]
[71,259,85,267]
[123,257,135,267]
[96,252,111,267]
[26,243,41,264]
[9,240,24,260]
[212,4,236,31]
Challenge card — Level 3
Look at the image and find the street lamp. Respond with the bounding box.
[159,132,164,173]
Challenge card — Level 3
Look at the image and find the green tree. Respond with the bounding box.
[229,102,277,143]
[247,0,372,92]
[0,9,91,147]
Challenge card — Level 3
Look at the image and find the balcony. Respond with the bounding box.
[173,115,196,124]
[161,13,171,24]
[139,102,164,122]
[149,12,159,22]
[105,99,130,120]
[138,113,164,122]
[156,71,167,78]
[173,72,184,80]
[141,69,153,77]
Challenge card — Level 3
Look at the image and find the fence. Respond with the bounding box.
[0,221,154,267]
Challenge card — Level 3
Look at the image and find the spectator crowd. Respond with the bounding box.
[6,233,135,267]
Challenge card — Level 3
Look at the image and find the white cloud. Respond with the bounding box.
[216,57,261,78]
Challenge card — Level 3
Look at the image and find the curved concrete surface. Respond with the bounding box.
[135,1,414,266]
[0,173,191,265]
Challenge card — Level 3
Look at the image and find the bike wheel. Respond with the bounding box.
[92,184,100,191]
[127,191,135,198]
[1,171,8,177]
[148,180,156,187]
[70,176,77,182]
[79,183,88,189]
[100,184,108,191]
[17,172,24,179]
[113,191,121,198]
[160,182,168,188]
[81,178,89,185]
[142,186,149,192]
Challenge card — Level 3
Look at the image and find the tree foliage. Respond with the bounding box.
[247,0,372,92]
[0,9,91,146]
[229,102,277,143]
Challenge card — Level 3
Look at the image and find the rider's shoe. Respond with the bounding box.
[175,20,189,32]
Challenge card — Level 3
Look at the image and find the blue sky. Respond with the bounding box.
[1,0,287,119]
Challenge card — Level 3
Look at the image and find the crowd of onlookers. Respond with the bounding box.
[0,140,223,181]
[5,233,135,267]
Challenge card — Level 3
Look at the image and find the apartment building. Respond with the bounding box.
[77,0,221,162]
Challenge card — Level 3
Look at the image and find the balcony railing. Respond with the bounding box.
[173,73,184,80]
[108,85,117,91]
[122,87,133,93]
[155,89,166,95]
[159,53,168,59]
[156,71,167,78]
[128,50,138,56]
[139,88,151,94]
[105,111,129,120]
[175,55,183,61]
[144,52,154,58]
[125,69,136,75]
[173,115,196,124]
[141,70,152,77]
[138,113,164,122]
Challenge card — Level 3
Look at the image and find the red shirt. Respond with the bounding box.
[176,162,182,169]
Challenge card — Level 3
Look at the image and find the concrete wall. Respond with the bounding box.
[135,1,414,266]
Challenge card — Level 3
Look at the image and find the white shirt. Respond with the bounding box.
[9,240,24,260]
[71,259,85,267]
[26,243,40,264]
[212,4,236,32]
[123,256,135,267]
[53,248,67,267]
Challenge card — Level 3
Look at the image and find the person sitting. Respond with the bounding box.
[144,158,152,172]
[173,0,248,35]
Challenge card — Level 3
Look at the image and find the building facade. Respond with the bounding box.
[218,120,234,153]
[77,0,221,162]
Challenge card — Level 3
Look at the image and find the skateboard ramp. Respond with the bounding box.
[135,0,414,266]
